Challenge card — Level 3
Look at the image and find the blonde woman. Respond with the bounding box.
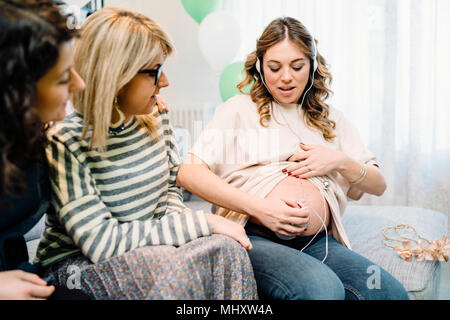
[35,7,256,300]
[178,17,409,300]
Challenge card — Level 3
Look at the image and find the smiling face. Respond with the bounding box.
[35,41,85,123]
[115,54,169,122]
[262,38,311,104]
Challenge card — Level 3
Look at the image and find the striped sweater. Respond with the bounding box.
[35,111,211,267]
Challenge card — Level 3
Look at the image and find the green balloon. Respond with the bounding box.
[219,61,251,102]
[181,0,221,24]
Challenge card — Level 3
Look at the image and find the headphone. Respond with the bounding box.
[255,34,318,106]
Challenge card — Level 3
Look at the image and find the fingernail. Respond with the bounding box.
[295,175,299,178]
[287,172,291,176]
[282,169,287,173]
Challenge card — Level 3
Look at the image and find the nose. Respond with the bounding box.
[280,67,293,82]
[157,71,169,88]
[281,68,292,82]
[69,67,85,93]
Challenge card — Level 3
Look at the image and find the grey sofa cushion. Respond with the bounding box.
[24,215,45,242]
[24,215,45,262]
[26,239,40,263]
[343,205,448,299]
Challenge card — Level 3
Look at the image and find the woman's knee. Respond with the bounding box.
[364,267,409,300]
[341,264,410,300]
[204,234,250,256]
[189,234,254,271]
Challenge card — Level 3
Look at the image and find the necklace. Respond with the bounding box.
[109,123,126,135]
[109,104,126,135]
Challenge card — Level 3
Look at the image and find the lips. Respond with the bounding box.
[278,87,296,95]
[279,87,295,91]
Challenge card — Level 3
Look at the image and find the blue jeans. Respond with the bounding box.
[245,222,409,300]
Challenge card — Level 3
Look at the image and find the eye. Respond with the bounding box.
[269,67,280,72]
[58,70,71,85]
[59,77,70,85]
[292,64,304,71]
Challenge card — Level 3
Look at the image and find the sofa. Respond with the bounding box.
[24,197,448,299]
[23,126,449,299]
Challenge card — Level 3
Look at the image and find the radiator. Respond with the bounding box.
[168,104,213,151]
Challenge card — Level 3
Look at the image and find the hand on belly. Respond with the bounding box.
[264,176,330,236]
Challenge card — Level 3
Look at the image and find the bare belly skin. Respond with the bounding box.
[251,176,330,236]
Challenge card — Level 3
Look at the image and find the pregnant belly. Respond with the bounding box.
[263,176,330,236]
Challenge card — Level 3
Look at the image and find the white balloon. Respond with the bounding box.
[198,11,241,72]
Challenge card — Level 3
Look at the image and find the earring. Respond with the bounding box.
[109,97,125,135]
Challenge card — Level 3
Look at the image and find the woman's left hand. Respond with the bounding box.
[284,142,346,179]
[155,95,169,113]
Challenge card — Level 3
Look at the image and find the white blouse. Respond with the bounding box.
[190,94,377,248]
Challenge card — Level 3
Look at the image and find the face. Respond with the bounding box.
[35,41,85,123]
[262,38,311,104]
[116,54,169,122]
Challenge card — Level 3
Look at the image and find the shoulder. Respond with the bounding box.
[215,94,256,117]
[46,112,85,145]
[327,105,346,124]
[326,106,364,144]
[224,94,255,110]
[153,110,173,137]
[149,111,176,147]
[326,105,355,134]
[157,110,171,127]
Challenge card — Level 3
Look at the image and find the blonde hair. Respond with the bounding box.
[237,17,336,141]
[73,7,173,151]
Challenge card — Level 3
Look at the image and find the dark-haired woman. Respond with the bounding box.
[177,17,409,300]
[0,0,85,299]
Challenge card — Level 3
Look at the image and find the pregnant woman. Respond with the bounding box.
[177,17,409,300]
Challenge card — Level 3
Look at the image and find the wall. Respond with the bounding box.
[104,0,223,110]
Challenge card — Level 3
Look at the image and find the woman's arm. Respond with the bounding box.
[177,154,256,215]
[285,143,386,198]
[160,114,253,249]
[178,153,309,237]
[161,112,188,213]
[336,155,386,197]
[45,135,211,264]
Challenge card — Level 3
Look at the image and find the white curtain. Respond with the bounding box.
[222,0,450,221]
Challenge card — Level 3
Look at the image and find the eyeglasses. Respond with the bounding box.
[138,65,162,85]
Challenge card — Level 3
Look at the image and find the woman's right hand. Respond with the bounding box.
[205,213,253,251]
[251,198,310,237]
[0,270,55,300]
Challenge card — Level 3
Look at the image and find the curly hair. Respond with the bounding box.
[237,17,336,141]
[0,0,76,196]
